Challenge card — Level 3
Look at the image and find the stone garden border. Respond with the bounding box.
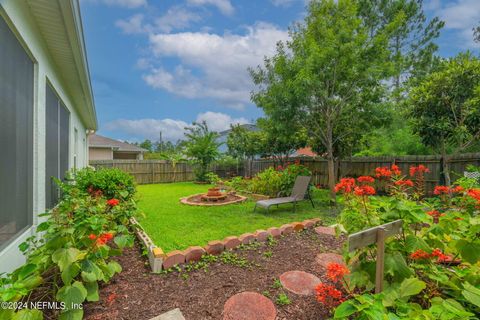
[131,217,327,272]
[179,193,248,206]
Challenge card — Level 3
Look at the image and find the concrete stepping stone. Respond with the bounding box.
[315,253,345,270]
[279,270,321,296]
[223,292,276,320]
[149,308,185,320]
[314,226,335,236]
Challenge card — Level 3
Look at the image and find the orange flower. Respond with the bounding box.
[107,198,120,207]
[354,185,376,196]
[335,178,356,193]
[326,263,350,283]
[426,210,444,218]
[395,179,414,187]
[375,166,392,178]
[88,234,97,240]
[315,283,344,308]
[410,249,430,260]
[434,186,449,195]
[391,164,401,175]
[409,165,430,176]
[357,176,375,184]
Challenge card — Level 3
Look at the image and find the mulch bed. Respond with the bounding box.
[84,229,344,320]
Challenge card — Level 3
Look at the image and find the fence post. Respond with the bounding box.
[375,227,386,293]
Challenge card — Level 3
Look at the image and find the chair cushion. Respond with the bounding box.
[256,197,296,208]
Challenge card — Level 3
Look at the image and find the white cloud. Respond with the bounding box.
[104,112,250,141]
[187,0,234,16]
[271,0,296,7]
[115,14,145,34]
[154,6,202,33]
[143,23,289,108]
[429,0,480,48]
[86,0,147,8]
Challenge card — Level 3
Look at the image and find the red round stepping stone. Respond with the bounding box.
[279,271,321,296]
[223,292,276,320]
[315,253,345,270]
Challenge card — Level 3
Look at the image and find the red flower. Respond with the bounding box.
[276,165,283,171]
[391,164,401,175]
[409,165,430,176]
[326,263,350,283]
[451,186,464,193]
[430,249,451,262]
[375,166,392,178]
[395,179,414,187]
[357,176,375,184]
[434,186,450,195]
[335,178,356,194]
[426,210,444,218]
[88,234,97,240]
[354,185,376,196]
[96,232,114,246]
[107,198,120,207]
[468,188,480,201]
[410,249,430,260]
[294,159,300,165]
[315,283,344,308]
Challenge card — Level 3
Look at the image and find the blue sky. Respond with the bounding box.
[80,0,480,143]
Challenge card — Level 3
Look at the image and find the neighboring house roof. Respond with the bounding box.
[27,0,97,129]
[218,124,258,138]
[292,147,318,158]
[88,134,147,153]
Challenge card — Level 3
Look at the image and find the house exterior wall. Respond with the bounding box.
[113,152,143,160]
[89,148,114,161]
[0,1,90,273]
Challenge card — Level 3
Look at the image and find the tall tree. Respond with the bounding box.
[409,53,480,185]
[184,121,221,182]
[252,0,394,203]
[226,124,264,176]
[358,0,444,101]
[139,139,153,152]
[474,22,480,43]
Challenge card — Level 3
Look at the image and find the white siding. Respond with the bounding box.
[0,1,90,273]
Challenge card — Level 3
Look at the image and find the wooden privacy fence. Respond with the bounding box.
[247,153,480,194]
[89,160,242,184]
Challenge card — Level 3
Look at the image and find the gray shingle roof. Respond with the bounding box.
[88,134,147,153]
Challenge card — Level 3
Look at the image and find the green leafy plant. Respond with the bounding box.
[0,168,137,320]
[276,293,291,306]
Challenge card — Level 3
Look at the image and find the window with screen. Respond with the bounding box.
[45,85,70,208]
[0,15,34,248]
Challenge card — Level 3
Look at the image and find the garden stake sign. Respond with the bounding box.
[348,219,403,293]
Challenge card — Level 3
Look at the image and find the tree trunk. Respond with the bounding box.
[326,125,336,205]
[441,142,451,186]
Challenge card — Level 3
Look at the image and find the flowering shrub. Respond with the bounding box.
[225,162,312,197]
[0,168,136,320]
[332,164,480,319]
[315,262,350,309]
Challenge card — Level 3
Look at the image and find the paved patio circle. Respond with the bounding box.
[279,270,321,296]
[223,292,276,320]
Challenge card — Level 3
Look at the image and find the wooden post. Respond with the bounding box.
[375,227,386,293]
[348,220,402,294]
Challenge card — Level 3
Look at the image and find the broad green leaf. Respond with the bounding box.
[456,240,480,264]
[0,307,14,320]
[59,308,83,320]
[114,235,128,250]
[334,300,357,318]
[384,252,413,282]
[52,248,82,272]
[85,281,99,302]
[462,282,480,308]
[61,263,81,285]
[21,275,43,290]
[80,260,104,282]
[405,234,431,252]
[442,298,475,317]
[17,264,37,281]
[11,309,43,320]
[36,222,50,232]
[56,281,87,308]
[107,261,122,275]
[398,278,426,298]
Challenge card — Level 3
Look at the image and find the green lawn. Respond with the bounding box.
[136,182,337,252]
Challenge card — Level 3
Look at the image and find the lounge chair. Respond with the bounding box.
[254,176,315,213]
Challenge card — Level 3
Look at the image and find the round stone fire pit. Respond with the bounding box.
[180,188,247,206]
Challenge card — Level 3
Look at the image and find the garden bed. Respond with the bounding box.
[84,229,344,320]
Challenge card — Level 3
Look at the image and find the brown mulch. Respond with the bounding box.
[84,230,344,320]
